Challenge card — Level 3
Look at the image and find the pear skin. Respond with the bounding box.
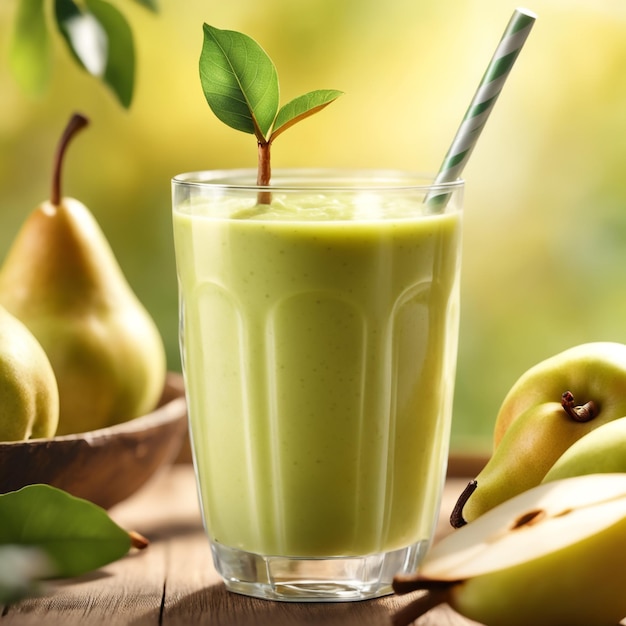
[394,474,626,626]
[451,342,626,526]
[493,342,626,447]
[0,305,59,440]
[457,398,626,523]
[449,525,626,626]
[0,113,166,435]
[542,416,626,483]
[0,197,166,435]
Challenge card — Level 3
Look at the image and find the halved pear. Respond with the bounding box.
[425,473,626,580]
[394,474,626,626]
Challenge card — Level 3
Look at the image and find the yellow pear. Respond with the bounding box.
[451,342,626,526]
[493,342,626,445]
[394,474,626,626]
[0,305,58,441]
[0,113,166,435]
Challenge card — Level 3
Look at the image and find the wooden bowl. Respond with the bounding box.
[0,372,188,509]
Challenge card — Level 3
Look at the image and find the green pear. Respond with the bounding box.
[542,416,626,483]
[493,342,626,445]
[0,305,58,441]
[451,342,626,526]
[0,113,166,435]
[393,474,626,626]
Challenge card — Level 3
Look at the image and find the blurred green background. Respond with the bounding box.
[1,0,626,454]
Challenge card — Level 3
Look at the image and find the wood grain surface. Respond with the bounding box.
[4,464,620,626]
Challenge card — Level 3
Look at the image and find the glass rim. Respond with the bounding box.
[172,168,464,193]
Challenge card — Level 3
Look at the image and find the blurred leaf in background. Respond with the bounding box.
[9,0,50,96]
[9,0,156,107]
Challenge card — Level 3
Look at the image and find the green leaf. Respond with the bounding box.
[54,0,104,73]
[132,0,158,11]
[199,24,279,141]
[9,0,50,96]
[86,0,135,108]
[54,0,135,108]
[0,485,131,578]
[271,89,343,141]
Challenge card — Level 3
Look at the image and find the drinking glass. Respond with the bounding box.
[172,169,463,602]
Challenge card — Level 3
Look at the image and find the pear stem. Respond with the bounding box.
[561,391,598,423]
[51,113,89,206]
[128,530,150,550]
[449,479,477,528]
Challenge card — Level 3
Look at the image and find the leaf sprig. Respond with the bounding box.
[199,24,342,198]
[9,0,157,108]
[0,484,146,603]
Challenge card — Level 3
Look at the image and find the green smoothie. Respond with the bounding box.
[173,188,462,558]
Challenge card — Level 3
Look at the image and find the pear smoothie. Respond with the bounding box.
[173,170,463,598]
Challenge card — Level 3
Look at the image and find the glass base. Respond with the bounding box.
[210,540,428,602]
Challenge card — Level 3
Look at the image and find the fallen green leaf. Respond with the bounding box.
[0,484,131,579]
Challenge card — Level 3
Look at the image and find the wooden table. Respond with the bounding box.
[0,463,487,625]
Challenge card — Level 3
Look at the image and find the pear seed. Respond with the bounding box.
[511,508,546,529]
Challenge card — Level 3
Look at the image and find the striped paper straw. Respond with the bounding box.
[426,7,537,207]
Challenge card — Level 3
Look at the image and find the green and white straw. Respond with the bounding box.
[427,7,537,206]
